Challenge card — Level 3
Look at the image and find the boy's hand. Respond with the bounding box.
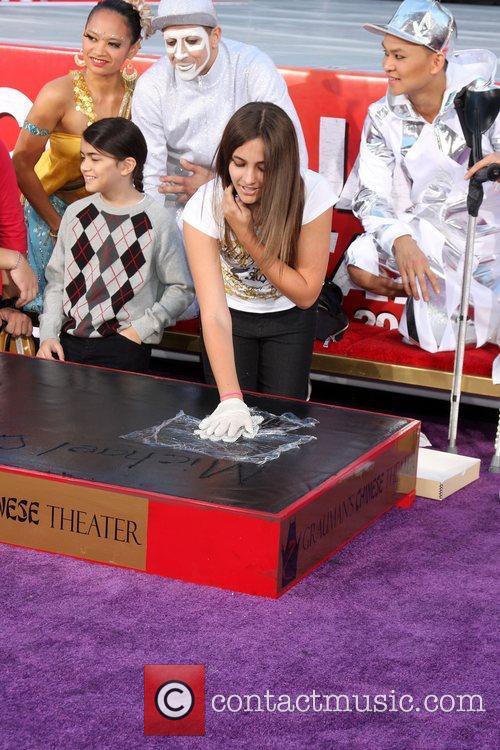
[37,338,64,360]
[118,326,142,344]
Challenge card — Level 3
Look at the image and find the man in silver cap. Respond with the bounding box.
[132,0,307,207]
[340,0,499,352]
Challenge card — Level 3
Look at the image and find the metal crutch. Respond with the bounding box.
[490,410,500,473]
[447,85,500,453]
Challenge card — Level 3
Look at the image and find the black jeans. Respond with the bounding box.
[200,304,317,399]
[61,333,151,374]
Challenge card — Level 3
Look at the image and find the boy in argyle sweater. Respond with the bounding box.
[38,118,194,373]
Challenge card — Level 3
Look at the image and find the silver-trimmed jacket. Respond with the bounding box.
[352,49,499,256]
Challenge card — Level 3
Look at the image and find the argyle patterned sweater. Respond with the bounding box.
[39,194,194,344]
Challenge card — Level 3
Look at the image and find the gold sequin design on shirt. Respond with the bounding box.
[220,237,281,301]
[72,70,135,126]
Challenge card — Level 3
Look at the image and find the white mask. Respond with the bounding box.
[163,26,211,80]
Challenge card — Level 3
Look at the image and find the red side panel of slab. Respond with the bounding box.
[277,423,419,595]
[146,500,282,598]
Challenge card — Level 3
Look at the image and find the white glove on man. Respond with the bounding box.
[195,398,263,443]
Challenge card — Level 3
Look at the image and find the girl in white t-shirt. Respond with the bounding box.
[182,102,336,442]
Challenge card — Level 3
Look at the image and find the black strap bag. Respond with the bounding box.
[315,278,349,347]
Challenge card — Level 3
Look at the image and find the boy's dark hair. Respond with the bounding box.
[87,0,142,44]
[82,117,147,192]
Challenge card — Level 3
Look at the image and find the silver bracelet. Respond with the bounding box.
[12,252,23,271]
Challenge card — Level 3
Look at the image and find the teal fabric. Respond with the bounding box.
[23,194,67,314]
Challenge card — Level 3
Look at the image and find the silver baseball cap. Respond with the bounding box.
[364,0,457,54]
[152,0,218,33]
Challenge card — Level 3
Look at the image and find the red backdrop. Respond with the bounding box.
[1,44,402,323]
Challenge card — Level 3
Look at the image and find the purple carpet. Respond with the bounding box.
[0,403,498,749]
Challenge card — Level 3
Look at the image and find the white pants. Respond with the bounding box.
[341,229,499,353]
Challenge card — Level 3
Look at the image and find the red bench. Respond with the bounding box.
[0,44,497,402]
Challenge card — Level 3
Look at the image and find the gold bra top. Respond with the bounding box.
[35,71,134,198]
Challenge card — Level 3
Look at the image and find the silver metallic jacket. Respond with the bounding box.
[132,37,308,202]
[352,49,499,257]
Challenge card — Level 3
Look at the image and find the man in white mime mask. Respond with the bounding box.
[132,0,308,208]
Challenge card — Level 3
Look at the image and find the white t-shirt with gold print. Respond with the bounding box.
[181,169,336,313]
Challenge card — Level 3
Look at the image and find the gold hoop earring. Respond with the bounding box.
[122,61,138,83]
[74,49,85,68]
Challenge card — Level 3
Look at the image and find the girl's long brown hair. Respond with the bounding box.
[214,102,304,268]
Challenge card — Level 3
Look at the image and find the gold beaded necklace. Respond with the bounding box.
[72,70,134,126]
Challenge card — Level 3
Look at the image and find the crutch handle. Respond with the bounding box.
[467,180,483,218]
[471,164,500,184]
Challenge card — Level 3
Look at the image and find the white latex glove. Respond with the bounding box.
[195,398,261,443]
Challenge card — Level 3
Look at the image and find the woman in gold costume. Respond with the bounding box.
[13,0,152,313]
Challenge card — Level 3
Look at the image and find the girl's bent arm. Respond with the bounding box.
[183,222,241,398]
[237,207,332,309]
